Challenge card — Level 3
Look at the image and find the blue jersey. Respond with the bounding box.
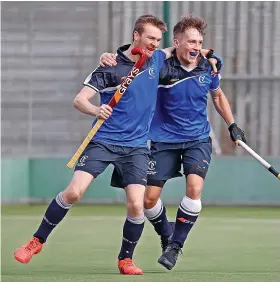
[149,53,221,142]
[84,45,166,147]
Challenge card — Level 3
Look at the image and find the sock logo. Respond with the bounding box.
[153,219,162,224]
[177,217,194,225]
[123,237,138,244]
[202,159,209,166]
[43,216,57,226]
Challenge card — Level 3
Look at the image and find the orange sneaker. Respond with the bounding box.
[118,258,144,275]
[14,237,43,264]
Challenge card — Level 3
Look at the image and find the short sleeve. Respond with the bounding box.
[83,66,114,92]
[152,50,167,71]
[210,73,222,92]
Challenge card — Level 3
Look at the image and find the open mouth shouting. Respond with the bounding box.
[145,46,155,56]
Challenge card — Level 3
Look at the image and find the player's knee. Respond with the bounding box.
[144,194,158,209]
[187,185,202,200]
[127,200,144,217]
[62,187,83,204]
[186,176,204,200]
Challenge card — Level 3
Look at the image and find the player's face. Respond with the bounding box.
[174,28,203,66]
[133,24,162,57]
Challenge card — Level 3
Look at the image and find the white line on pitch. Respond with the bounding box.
[2,216,280,223]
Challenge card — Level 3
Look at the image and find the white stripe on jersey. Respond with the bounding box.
[84,83,99,92]
[158,74,200,89]
[83,65,100,84]
[83,53,119,91]
[99,86,119,93]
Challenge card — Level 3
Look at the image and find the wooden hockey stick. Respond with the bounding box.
[67,48,147,168]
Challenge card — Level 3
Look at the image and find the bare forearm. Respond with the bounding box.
[73,97,99,117]
[212,93,234,125]
[162,46,175,59]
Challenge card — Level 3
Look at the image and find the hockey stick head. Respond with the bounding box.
[131,48,148,67]
[131,47,146,56]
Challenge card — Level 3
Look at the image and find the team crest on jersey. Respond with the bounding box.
[148,67,155,79]
[199,75,206,83]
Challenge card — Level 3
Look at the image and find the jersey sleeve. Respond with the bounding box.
[210,73,222,92]
[83,66,114,92]
[152,50,167,71]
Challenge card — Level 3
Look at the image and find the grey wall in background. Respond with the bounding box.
[2,1,280,157]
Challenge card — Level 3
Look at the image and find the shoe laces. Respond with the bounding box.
[24,239,40,252]
[165,243,183,259]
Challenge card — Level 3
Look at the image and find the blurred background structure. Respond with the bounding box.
[1,1,280,204]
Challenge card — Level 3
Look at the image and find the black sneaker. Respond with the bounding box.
[160,222,175,253]
[157,242,182,270]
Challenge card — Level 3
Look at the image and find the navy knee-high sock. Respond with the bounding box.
[118,215,145,260]
[144,198,172,238]
[34,192,72,243]
[171,196,201,248]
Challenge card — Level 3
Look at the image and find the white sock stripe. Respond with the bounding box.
[180,196,202,214]
[148,205,163,220]
[179,203,200,215]
[127,215,145,224]
[179,204,200,216]
[58,192,72,208]
[55,196,66,209]
[144,198,163,220]
[55,192,71,209]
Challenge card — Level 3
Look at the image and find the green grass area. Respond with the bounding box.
[2,205,280,281]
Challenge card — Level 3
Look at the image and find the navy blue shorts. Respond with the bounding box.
[147,137,212,187]
[75,142,149,188]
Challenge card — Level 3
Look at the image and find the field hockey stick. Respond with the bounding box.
[236,140,280,180]
[67,48,147,169]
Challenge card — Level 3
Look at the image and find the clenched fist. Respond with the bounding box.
[96,104,113,120]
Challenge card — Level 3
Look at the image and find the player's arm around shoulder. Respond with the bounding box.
[152,46,175,71]
[161,46,175,59]
[74,86,112,120]
[201,49,224,74]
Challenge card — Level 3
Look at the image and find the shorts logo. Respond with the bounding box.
[199,75,205,83]
[77,155,88,167]
[197,165,206,172]
[202,159,209,166]
[147,161,157,175]
[148,67,155,79]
